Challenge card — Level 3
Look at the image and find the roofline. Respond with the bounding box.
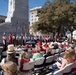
[30,6,42,11]
[0,15,7,18]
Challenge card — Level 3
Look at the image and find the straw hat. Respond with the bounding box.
[49,44,54,49]
[7,44,16,54]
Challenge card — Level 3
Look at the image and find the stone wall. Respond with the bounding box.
[0,0,29,43]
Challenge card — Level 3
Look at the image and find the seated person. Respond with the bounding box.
[32,46,38,54]
[53,43,58,49]
[32,47,43,61]
[32,46,46,54]
[1,61,22,75]
[43,42,49,50]
[25,44,30,48]
[44,48,52,63]
[0,44,18,66]
[68,49,76,62]
[39,46,46,54]
[19,51,30,72]
[26,48,33,58]
[52,49,76,74]
[44,48,52,58]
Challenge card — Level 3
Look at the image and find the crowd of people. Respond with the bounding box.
[2,32,66,46]
[2,32,26,46]
[0,33,76,75]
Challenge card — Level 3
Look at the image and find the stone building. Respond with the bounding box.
[0,15,6,23]
[30,6,41,26]
[0,0,29,43]
[29,6,41,35]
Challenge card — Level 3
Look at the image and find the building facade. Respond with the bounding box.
[0,0,29,43]
[29,7,41,35]
[30,6,41,26]
[0,15,6,23]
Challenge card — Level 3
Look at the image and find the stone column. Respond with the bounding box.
[5,0,29,35]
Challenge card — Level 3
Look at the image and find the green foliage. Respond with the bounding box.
[31,0,76,34]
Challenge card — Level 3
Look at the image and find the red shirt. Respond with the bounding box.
[8,35,12,44]
[40,49,46,53]
[20,58,30,72]
[32,49,46,54]
[32,49,37,54]
[25,44,30,48]
[44,44,49,49]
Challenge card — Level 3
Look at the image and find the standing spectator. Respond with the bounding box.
[8,33,12,44]
[23,35,25,45]
[16,34,19,45]
[13,34,17,46]
[2,32,7,53]
[2,32,7,46]
[19,34,23,45]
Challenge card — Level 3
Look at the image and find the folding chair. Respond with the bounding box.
[62,63,73,75]
[23,61,35,75]
[54,69,63,75]
[55,49,59,54]
[54,54,59,61]
[34,57,45,74]
[51,49,55,54]
[60,52,64,57]
[45,56,54,67]
[46,65,63,75]
[71,61,76,74]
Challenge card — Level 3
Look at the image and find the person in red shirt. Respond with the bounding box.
[32,46,46,54]
[8,33,12,44]
[32,42,41,54]
[32,46,38,54]
[43,42,49,50]
[25,44,30,48]
[40,46,46,54]
[19,51,30,72]
[19,34,23,45]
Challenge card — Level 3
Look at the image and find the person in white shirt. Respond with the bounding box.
[2,32,6,45]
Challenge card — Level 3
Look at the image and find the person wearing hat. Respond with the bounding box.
[0,44,18,66]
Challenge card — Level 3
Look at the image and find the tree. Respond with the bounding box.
[31,0,76,35]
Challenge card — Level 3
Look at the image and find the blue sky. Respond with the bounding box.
[0,0,73,16]
[0,0,53,16]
